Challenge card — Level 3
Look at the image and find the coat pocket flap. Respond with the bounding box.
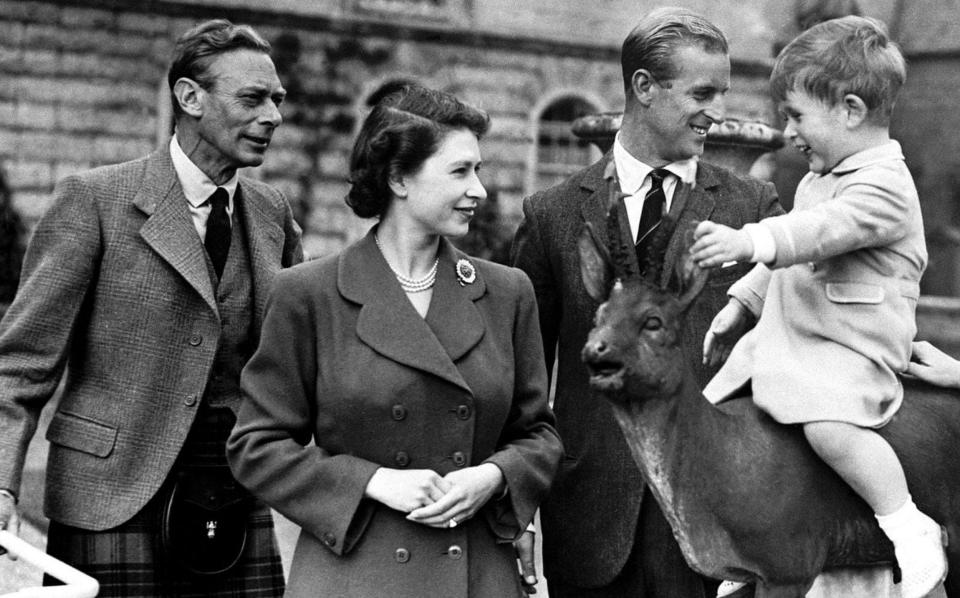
[46,410,118,458]
[825,282,884,304]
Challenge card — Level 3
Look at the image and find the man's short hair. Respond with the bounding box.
[770,15,905,123]
[167,19,272,117]
[620,7,728,93]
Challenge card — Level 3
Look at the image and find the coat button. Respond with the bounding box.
[184,394,198,406]
[451,451,466,467]
[456,405,471,420]
[394,451,410,467]
[395,548,410,563]
[188,334,202,346]
[447,545,463,560]
[391,404,407,421]
[322,532,337,547]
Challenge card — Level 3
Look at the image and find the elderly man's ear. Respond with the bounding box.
[173,78,205,118]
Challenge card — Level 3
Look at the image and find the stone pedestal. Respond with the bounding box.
[571,112,785,175]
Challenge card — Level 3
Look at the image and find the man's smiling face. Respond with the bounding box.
[642,44,730,163]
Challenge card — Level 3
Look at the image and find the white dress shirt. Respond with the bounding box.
[612,132,697,243]
[169,135,238,241]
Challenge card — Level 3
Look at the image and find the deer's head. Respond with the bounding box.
[579,219,708,402]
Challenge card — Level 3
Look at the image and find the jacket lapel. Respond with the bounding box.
[424,240,486,363]
[340,231,481,393]
[134,149,218,313]
[658,163,720,287]
[580,154,642,278]
[237,184,285,331]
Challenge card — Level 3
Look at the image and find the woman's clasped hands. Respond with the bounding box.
[364,463,505,529]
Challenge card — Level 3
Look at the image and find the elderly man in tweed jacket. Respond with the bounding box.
[0,20,301,596]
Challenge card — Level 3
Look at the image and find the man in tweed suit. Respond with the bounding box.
[0,20,302,596]
[511,8,783,598]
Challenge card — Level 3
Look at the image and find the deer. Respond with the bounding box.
[577,218,960,598]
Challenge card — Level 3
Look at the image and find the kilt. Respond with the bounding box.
[44,405,284,597]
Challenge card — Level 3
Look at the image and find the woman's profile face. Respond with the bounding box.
[395,127,487,239]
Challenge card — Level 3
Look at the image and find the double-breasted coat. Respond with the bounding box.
[0,146,303,529]
[226,229,562,598]
[704,141,927,427]
[510,153,782,589]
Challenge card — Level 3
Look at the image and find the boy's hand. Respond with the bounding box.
[691,221,753,268]
[703,299,751,367]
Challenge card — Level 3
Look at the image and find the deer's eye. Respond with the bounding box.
[643,317,663,331]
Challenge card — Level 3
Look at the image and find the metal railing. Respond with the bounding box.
[0,531,98,598]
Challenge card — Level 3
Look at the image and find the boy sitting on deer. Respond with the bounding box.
[690,15,946,598]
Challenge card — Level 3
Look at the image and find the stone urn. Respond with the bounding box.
[571,112,785,175]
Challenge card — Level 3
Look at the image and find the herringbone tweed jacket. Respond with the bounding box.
[0,145,302,530]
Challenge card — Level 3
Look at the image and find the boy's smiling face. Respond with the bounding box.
[778,89,851,174]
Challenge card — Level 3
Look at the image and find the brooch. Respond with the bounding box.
[456,259,476,286]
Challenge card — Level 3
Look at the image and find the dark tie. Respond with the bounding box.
[204,187,231,279]
[635,168,670,278]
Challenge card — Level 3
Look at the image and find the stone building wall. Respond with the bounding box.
[0,0,776,260]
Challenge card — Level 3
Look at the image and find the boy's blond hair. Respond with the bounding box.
[770,15,906,124]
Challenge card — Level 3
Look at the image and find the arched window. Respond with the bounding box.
[533,96,601,192]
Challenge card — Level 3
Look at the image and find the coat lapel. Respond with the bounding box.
[658,163,721,287]
[134,149,218,313]
[579,155,642,278]
[339,231,484,393]
[424,241,486,363]
[237,184,285,331]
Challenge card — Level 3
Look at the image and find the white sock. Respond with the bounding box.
[875,495,924,542]
[875,496,947,598]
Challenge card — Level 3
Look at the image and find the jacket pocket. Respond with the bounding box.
[825,282,884,304]
[46,410,118,458]
[707,261,751,288]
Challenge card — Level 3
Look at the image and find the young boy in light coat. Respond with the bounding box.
[691,15,945,598]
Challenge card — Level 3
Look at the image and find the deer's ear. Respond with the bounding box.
[675,248,709,311]
[579,223,613,303]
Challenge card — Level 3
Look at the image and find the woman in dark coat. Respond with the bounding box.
[227,84,562,598]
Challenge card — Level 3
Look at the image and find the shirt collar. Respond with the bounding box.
[830,140,904,175]
[169,135,239,208]
[613,132,697,193]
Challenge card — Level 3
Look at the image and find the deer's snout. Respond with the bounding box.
[582,328,626,393]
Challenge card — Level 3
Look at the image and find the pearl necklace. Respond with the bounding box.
[374,235,439,293]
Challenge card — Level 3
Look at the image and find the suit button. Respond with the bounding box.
[184,394,198,406]
[322,532,337,547]
[395,548,410,563]
[451,451,466,467]
[188,334,202,346]
[391,404,407,421]
[394,451,410,467]
[809,262,817,271]
[447,545,463,560]
[456,405,471,420]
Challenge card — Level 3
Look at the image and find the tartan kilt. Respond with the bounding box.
[44,406,285,597]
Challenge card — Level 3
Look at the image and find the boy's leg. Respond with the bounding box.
[804,421,947,598]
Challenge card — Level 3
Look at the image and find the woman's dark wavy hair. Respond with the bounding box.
[346,84,490,219]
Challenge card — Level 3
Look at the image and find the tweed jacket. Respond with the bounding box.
[227,230,562,598]
[704,141,926,427]
[0,146,303,530]
[510,153,782,587]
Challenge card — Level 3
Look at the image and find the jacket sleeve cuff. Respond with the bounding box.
[744,223,776,264]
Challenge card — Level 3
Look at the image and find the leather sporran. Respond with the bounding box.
[159,465,253,576]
